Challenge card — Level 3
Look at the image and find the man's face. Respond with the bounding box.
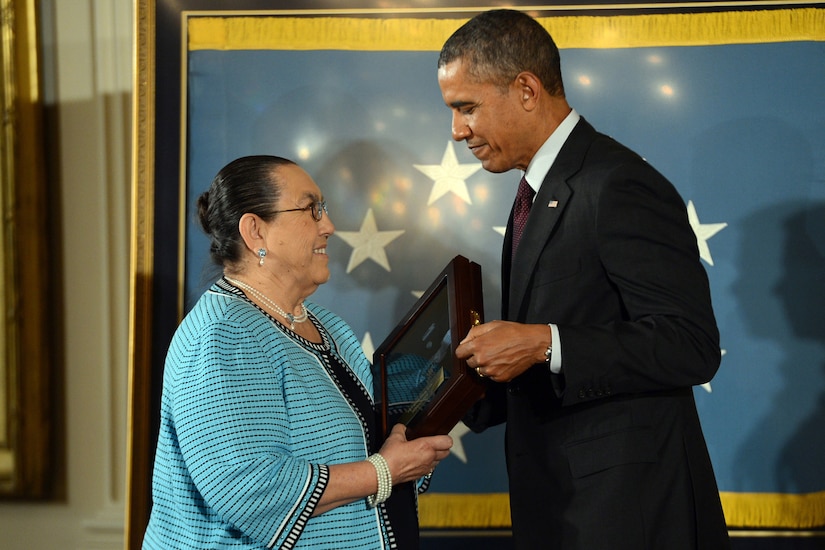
[437,59,532,173]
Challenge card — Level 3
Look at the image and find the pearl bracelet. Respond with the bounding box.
[366,453,392,507]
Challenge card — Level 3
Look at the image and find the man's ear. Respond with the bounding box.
[516,71,541,110]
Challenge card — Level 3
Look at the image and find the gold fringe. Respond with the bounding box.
[721,490,825,529]
[419,493,511,529]
[187,16,464,51]
[188,8,825,51]
[541,8,825,48]
[419,491,825,529]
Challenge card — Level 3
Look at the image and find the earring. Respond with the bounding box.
[258,248,267,266]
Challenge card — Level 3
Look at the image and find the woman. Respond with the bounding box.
[143,155,453,549]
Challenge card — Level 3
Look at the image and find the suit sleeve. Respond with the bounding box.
[555,160,721,406]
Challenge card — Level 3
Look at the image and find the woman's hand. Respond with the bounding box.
[378,424,453,483]
[314,424,452,516]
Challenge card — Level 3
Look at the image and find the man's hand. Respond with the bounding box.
[456,321,552,382]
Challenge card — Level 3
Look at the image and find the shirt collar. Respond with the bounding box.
[522,108,580,194]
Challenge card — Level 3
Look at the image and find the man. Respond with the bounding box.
[440,9,730,550]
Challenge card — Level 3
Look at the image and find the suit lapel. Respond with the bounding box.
[501,205,517,316]
[506,118,596,319]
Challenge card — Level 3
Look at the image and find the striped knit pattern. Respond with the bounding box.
[143,282,393,549]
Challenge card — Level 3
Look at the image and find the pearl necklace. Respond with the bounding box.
[225,277,308,330]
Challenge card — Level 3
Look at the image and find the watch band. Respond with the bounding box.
[544,323,553,363]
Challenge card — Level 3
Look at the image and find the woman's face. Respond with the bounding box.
[262,164,335,296]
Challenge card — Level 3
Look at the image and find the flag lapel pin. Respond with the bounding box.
[548,200,559,208]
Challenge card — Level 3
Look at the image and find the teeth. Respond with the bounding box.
[314,248,327,254]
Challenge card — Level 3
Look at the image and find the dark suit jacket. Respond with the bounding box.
[466,118,730,550]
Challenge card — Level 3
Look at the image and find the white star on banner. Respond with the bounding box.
[413,142,482,205]
[336,208,405,273]
[361,332,375,365]
[448,421,471,463]
[699,349,726,393]
[687,200,727,266]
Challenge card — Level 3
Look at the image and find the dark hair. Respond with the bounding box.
[438,9,564,96]
[196,155,296,267]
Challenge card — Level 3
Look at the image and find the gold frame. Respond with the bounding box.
[0,0,58,499]
[125,0,155,546]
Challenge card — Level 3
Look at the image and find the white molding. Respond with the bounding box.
[81,503,127,549]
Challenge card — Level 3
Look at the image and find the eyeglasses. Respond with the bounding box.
[273,200,328,222]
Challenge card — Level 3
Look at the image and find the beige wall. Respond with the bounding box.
[0,0,132,548]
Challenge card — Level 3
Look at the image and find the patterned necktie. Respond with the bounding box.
[511,176,535,257]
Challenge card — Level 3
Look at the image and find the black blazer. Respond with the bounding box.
[468,118,730,550]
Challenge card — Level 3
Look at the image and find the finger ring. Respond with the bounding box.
[476,366,484,377]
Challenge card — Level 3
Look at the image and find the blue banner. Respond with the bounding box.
[182,10,825,528]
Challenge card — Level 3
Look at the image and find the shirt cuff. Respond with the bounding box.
[548,324,562,374]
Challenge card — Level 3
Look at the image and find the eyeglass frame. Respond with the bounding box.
[272,200,328,222]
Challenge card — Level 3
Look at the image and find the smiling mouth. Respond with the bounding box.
[314,247,327,255]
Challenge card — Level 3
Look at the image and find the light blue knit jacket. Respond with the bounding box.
[143,281,394,549]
